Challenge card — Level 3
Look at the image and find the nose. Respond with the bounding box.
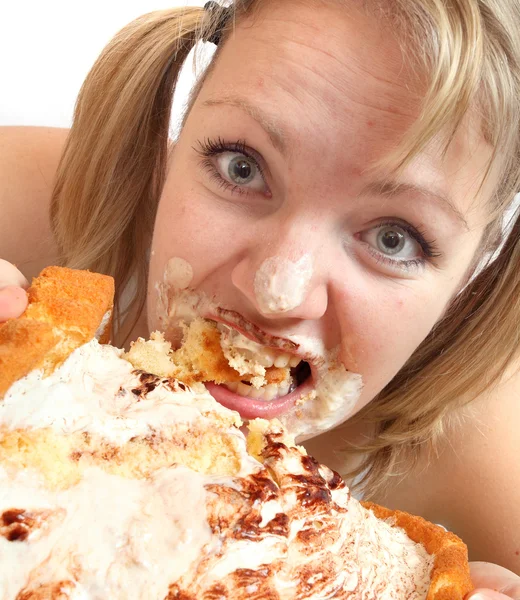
[231,222,329,321]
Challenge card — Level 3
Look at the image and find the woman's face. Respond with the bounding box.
[147,0,492,439]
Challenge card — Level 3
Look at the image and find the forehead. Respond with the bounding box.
[191,0,494,221]
[200,1,423,160]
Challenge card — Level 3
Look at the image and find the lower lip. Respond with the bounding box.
[205,380,314,420]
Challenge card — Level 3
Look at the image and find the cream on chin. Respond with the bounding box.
[212,324,363,440]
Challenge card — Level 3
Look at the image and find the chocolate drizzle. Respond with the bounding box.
[131,372,160,397]
[129,371,191,399]
[165,425,434,600]
[1,508,64,543]
[16,581,75,600]
[1,509,31,542]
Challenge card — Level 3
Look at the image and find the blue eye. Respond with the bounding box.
[196,138,269,196]
[215,152,265,191]
[227,156,256,184]
[358,220,441,272]
[364,224,420,259]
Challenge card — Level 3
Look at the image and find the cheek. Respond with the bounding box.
[147,178,219,328]
[148,164,259,326]
[151,181,226,284]
[335,282,449,392]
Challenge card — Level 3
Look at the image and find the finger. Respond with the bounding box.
[0,259,29,289]
[468,562,520,600]
[0,286,28,321]
[470,562,520,590]
[467,588,520,600]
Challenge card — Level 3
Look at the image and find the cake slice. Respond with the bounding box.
[0,267,472,600]
[0,266,113,397]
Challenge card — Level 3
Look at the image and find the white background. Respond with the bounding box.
[0,1,209,128]
[3,1,518,213]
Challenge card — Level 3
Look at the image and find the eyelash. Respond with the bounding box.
[364,220,441,271]
[195,137,442,271]
[195,137,267,197]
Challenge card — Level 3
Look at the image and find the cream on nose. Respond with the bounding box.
[253,254,314,314]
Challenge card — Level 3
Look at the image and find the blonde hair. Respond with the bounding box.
[50,0,520,498]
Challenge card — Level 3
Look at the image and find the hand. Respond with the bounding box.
[466,562,520,599]
[0,259,28,323]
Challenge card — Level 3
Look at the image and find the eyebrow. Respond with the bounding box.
[201,96,287,155]
[201,96,470,231]
[359,180,470,231]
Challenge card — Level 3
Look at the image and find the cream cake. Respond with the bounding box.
[0,267,472,599]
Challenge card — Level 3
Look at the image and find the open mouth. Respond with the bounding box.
[221,358,312,400]
[206,356,314,420]
[135,293,363,437]
[193,319,316,419]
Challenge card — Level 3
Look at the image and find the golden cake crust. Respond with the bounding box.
[362,502,472,600]
[0,267,114,398]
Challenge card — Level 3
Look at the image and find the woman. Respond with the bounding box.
[1,0,519,596]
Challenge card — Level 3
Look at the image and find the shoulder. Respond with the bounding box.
[0,126,68,170]
[374,363,520,572]
[0,126,69,279]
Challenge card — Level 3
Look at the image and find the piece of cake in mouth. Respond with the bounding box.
[0,267,472,600]
[126,307,363,436]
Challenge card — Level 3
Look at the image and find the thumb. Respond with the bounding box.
[0,259,29,289]
[0,286,28,321]
[0,259,30,322]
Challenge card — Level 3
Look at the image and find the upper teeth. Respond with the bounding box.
[233,348,300,369]
[226,380,292,400]
[217,324,301,369]
[215,323,309,401]
[269,352,300,369]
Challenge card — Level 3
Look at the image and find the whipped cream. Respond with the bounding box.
[163,257,194,291]
[1,340,236,445]
[263,332,362,441]
[1,339,433,598]
[0,466,215,599]
[94,309,111,340]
